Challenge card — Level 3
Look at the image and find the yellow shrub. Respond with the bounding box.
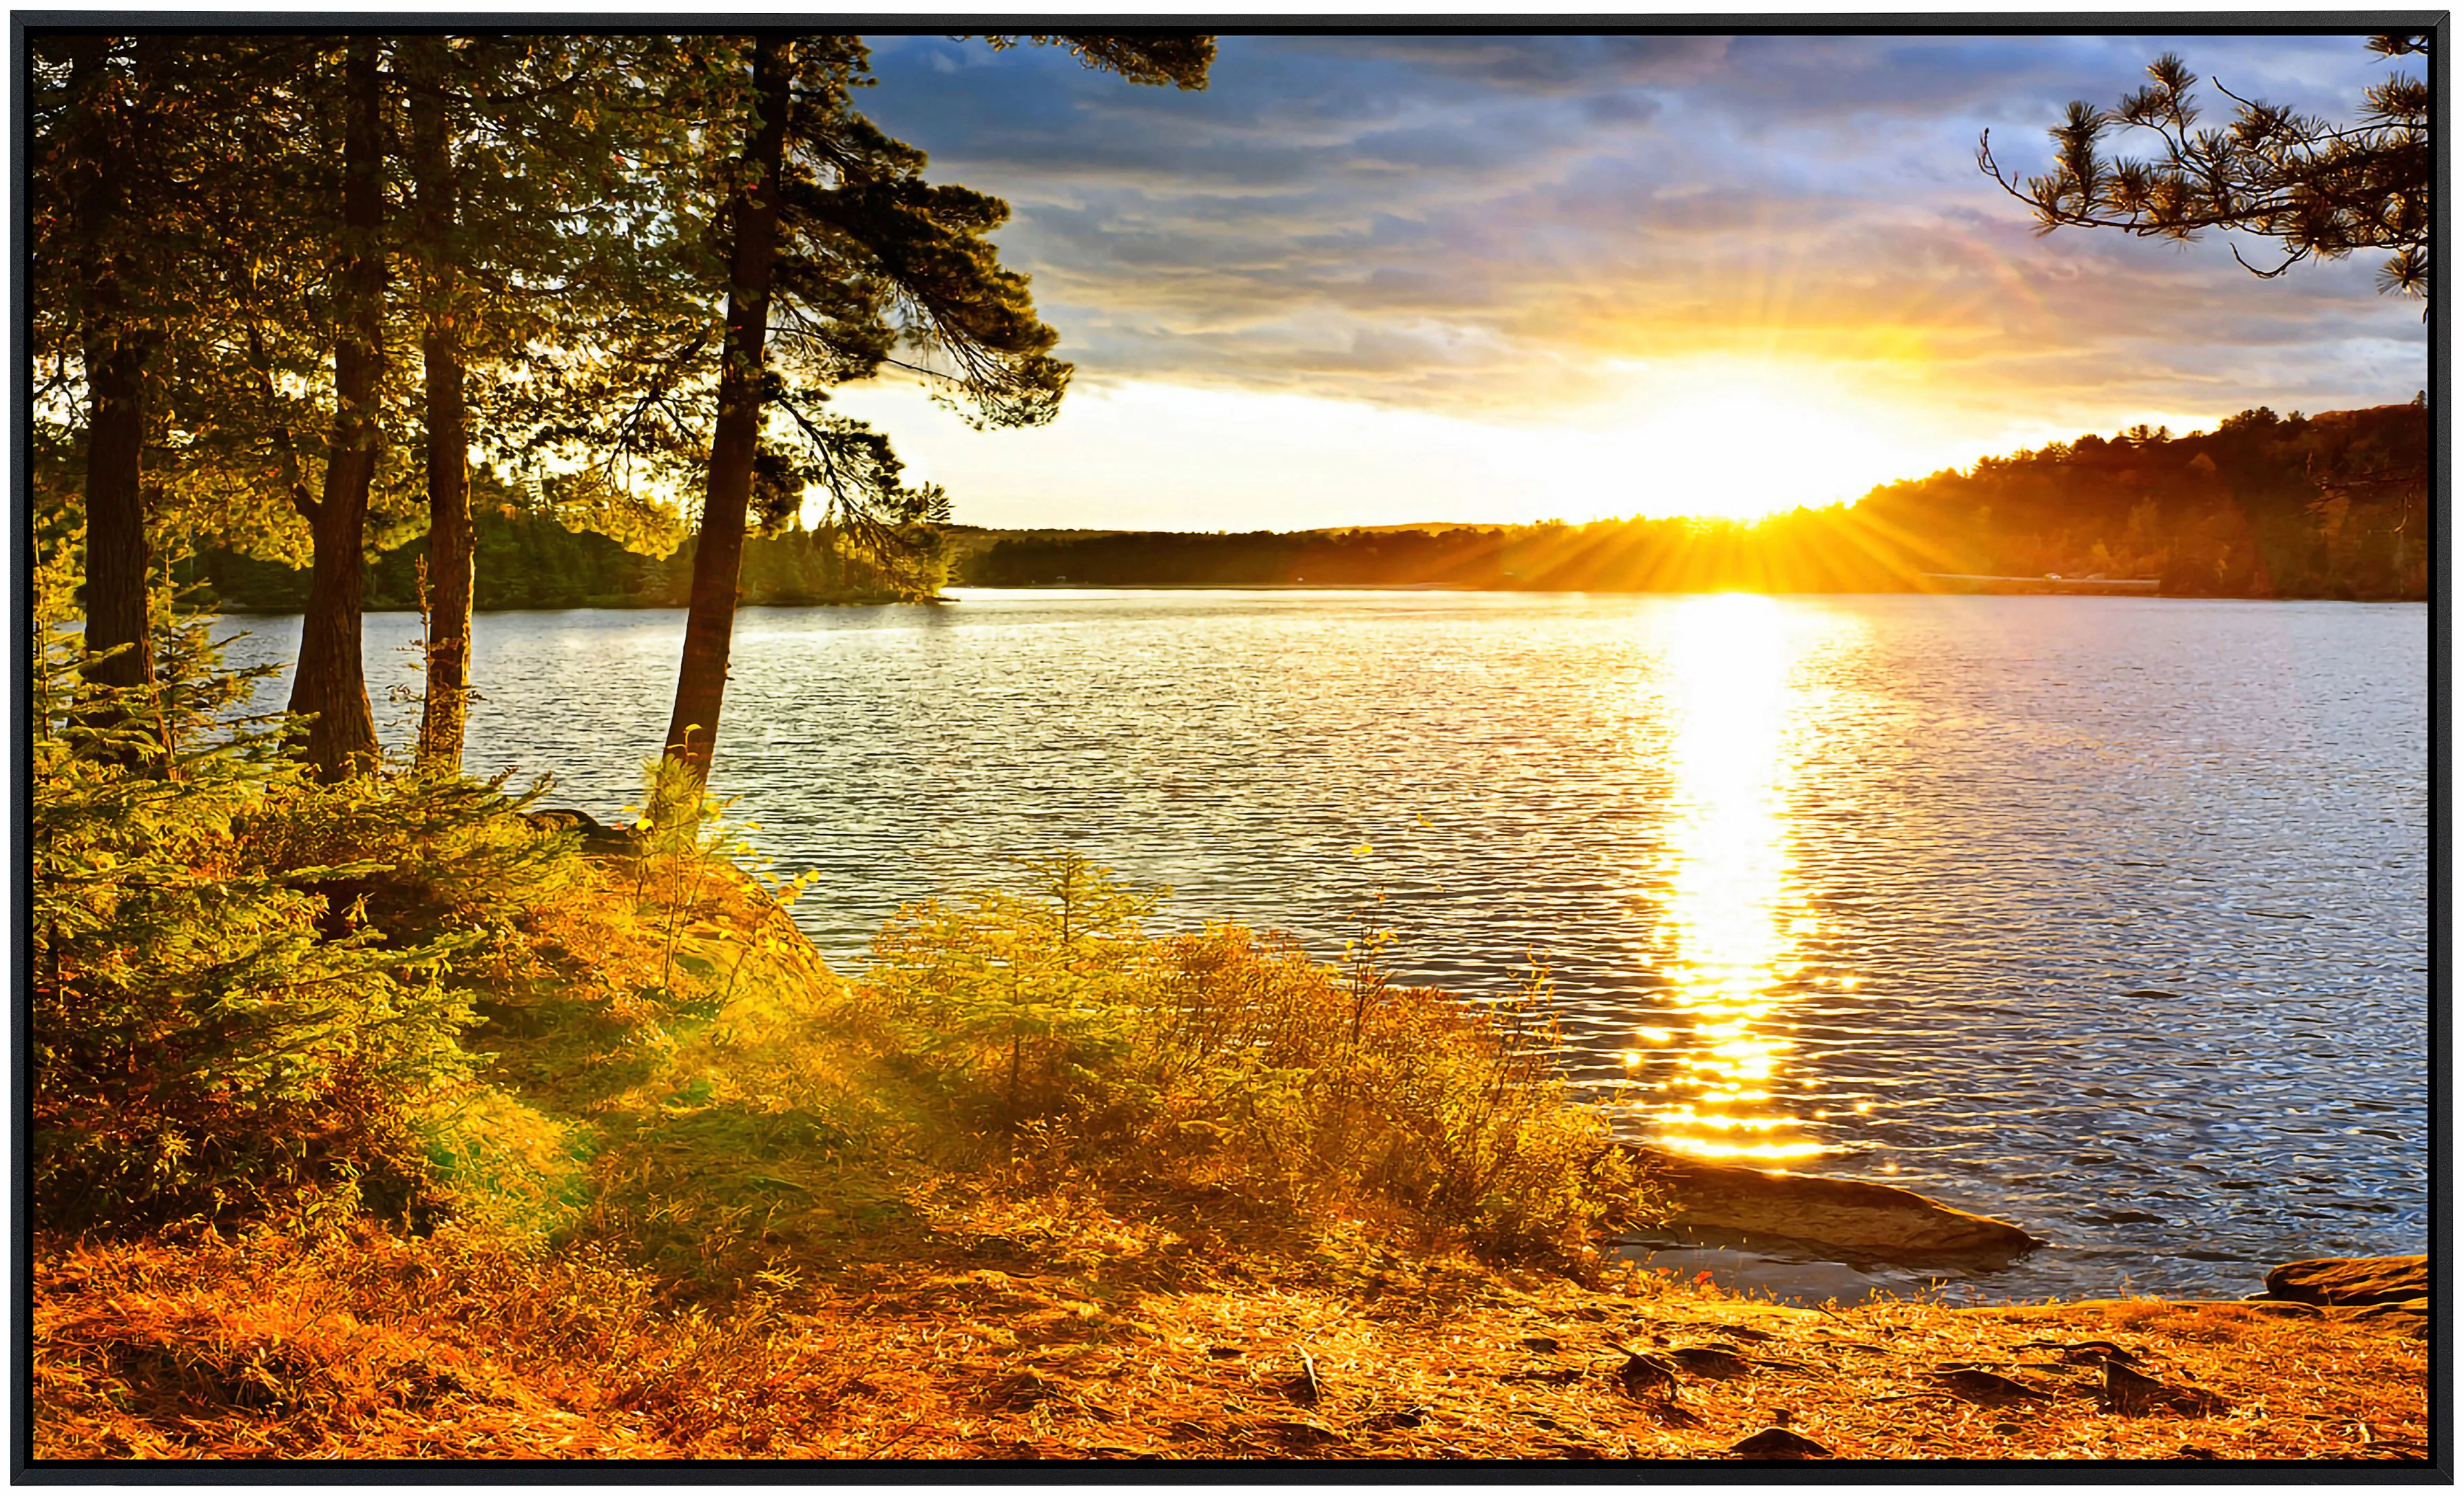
[859,855,1644,1265]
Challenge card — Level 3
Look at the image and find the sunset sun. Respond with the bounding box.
[1554,362,1948,523]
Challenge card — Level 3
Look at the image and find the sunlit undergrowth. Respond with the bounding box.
[856,855,1649,1266]
[33,495,1645,1270]
[26,562,828,1248]
[32,617,484,1233]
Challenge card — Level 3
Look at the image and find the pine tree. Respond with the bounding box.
[395,37,719,771]
[286,37,391,780]
[42,39,159,718]
[401,36,473,772]
[1981,33,2430,300]
[643,33,1212,785]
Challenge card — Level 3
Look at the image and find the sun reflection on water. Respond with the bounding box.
[1632,594,1836,1161]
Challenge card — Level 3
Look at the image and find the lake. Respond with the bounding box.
[219,590,2430,1303]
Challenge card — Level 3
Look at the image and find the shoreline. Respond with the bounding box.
[194,582,2431,616]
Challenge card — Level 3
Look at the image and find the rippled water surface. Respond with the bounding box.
[224,591,2429,1300]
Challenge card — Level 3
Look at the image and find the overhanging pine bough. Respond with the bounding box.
[1978,33,2430,302]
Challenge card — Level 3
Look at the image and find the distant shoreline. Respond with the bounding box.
[1914,573,2161,594]
[199,581,2432,616]
[970,579,2177,594]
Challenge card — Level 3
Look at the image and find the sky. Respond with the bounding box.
[815,30,2430,530]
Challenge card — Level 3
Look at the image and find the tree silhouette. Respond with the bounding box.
[395,37,709,772]
[653,33,1211,785]
[29,36,287,762]
[1979,33,2429,299]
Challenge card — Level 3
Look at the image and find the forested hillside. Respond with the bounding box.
[194,512,939,612]
[963,403,2429,600]
[1861,402,2428,597]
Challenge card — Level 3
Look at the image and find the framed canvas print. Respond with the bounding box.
[19,14,2438,1476]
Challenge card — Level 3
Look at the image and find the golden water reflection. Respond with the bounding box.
[1630,594,1844,1161]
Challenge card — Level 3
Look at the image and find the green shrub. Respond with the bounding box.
[859,855,1647,1263]
[24,583,589,1233]
[862,853,1160,1118]
[30,648,477,1229]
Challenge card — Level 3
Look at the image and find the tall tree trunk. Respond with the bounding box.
[662,36,791,783]
[80,338,153,689]
[408,50,472,774]
[291,37,386,781]
[64,37,158,757]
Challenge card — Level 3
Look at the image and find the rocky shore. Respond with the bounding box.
[2258,1255,2431,1336]
[1620,1146,2428,1341]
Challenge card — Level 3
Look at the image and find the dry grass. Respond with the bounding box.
[28,842,2432,1466]
[32,1187,2429,1464]
[855,856,1651,1268]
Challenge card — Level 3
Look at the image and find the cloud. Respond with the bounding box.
[1271,34,1733,93]
[847,32,2427,433]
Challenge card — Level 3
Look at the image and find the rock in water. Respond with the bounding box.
[2262,1255,2428,1307]
[1634,1147,2039,1263]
